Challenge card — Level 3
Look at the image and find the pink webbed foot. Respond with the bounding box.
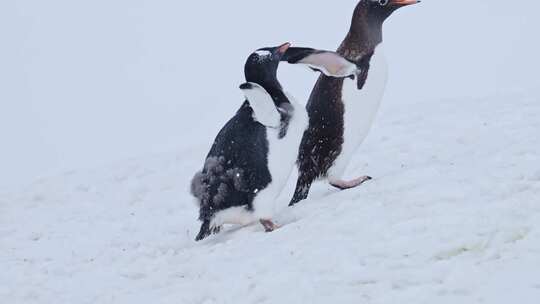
[330,176,372,190]
[259,219,280,233]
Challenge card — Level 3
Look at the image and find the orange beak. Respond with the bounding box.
[391,0,421,6]
[277,42,291,55]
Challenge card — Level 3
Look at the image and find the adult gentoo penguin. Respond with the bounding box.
[288,0,420,206]
[191,43,360,241]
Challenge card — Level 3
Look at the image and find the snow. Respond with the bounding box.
[2,88,539,303]
[2,0,540,303]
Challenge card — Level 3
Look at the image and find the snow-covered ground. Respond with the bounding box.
[2,88,539,304]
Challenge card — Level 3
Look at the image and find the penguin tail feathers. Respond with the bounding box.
[195,220,211,241]
[195,220,222,242]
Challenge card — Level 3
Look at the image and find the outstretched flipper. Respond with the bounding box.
[282,47,359,78]
[239,82,281,128]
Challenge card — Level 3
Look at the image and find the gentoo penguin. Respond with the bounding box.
[288,0,420,206]
[190,43,360,241]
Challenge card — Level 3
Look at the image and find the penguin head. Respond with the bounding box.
[359,0,420,23]
[244,42,290,88]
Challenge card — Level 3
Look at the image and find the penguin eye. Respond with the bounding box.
[378,0,389,5]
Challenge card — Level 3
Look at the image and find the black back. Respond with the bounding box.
[191,103,272,222]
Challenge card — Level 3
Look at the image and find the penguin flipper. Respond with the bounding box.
[283,47,358,78]
[281,47,318,64]
[239,82,281,128]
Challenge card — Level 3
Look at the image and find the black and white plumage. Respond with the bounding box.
[191,43,360,241]
[288,0,420,206]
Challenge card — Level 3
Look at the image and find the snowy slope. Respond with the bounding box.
[2,89,540,304]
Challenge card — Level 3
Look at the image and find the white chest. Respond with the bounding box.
[266,96,308,187]
[342,44,388,149]
[327,44,388,179]
[253,95,308,218]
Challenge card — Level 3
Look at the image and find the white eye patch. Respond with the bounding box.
[254,50,272,57]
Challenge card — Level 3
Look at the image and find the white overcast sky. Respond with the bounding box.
[1,0,539,190]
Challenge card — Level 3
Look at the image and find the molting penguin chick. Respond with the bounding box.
[288,0,420,206]
[191,43,360,241]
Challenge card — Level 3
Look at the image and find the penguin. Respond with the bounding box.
[288,0,420,206]
[191,43,360,241]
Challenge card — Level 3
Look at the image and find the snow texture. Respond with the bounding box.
[2,90,539,304]
[2,1,540,303]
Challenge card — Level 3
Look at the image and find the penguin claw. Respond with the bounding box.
[259,219,280,233]
[211,226,222,235]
